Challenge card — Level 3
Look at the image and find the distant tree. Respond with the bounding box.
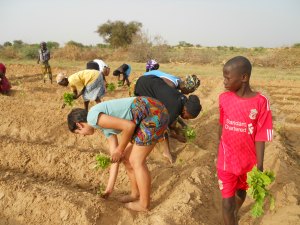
[178,41,193,47]
[46,41,60,49]
[96,20,142,48]
[3,42,12,47]
[66,41,85,48]
[292,43,300,48]
[13,40,24,48]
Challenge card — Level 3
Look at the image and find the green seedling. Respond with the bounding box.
[247,166,275,217]
[95,154,111,170]
[183,127,196,141]
[96,183,105,195]
[117,80,123,87]
[63,92,75,106]
[107,83,116,92]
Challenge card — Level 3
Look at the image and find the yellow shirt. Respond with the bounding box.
[68,70,100,92]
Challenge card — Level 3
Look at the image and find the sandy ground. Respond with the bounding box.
[0,64,299,225]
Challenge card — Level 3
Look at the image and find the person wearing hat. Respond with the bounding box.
[134,75,202,163]
[57,61,108,110]
[0,63,11,95]
[37,42,52,83]
[113,63,131,86]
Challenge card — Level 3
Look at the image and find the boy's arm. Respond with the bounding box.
[255,141,265,171]
[218,125,223,140]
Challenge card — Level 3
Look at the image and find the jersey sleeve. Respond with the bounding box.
[255,96,273,142]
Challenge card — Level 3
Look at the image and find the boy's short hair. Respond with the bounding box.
[86,61,100,71]
[67,108,88,132]
[113,70,121,76]
[185,95,202,118]
[224,56,252,76]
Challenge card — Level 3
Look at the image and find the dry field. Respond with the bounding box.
[0,62,299,225]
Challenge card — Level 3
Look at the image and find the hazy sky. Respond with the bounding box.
[1,0,300,48]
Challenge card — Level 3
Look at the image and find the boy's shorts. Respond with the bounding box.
[217,169,248,198]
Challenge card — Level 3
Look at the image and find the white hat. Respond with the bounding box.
[93,59,109,72]
[56,73,66,83]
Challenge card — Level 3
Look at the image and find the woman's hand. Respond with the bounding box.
[111,148,123,163]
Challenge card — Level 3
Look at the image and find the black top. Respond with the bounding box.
[134,75,186,126]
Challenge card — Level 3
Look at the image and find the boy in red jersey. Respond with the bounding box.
[217,56,273,225]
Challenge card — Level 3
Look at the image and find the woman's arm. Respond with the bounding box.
[97,114,136,162]
[101,135,120,198]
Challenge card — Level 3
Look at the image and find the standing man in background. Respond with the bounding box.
[37,42,52,84]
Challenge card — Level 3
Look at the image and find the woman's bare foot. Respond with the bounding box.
[119,194,139,203]
[163,152,174,164]
[125,201,149,212]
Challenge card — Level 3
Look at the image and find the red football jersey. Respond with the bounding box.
[217,92,273,175]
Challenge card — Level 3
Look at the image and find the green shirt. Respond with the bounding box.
[87,97,135,137]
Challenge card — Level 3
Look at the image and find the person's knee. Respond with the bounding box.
[223,198,235,213]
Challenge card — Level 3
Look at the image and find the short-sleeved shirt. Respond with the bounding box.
[143,70,182,88]
[38,49,50,63]
[116,64,131,77]
[87,97,135,137]
[68,69,100,92]
[134,75,185,126]
[217,92,273,175]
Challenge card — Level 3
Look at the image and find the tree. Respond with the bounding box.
[3,42,12,47]
[96,20,142,48]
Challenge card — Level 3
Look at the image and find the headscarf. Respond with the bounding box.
[56,72,67,83]
[146,59,159,71]
[0,63,6,74]
[184,75,200,91]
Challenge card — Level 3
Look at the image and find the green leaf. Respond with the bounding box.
[107,83,116,92]
[247,166,276,218]
[95,154,111,170]
[183,127,196,141]
[63,92,75,106]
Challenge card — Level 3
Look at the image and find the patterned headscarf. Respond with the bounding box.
[184,75,200,91]
[146,59,159,71]
[0,63,6,74]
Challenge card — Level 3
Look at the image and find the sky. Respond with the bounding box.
[1,0,300,48]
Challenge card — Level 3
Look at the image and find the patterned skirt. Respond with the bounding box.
[130,96,169,146]
[82,73,105,101]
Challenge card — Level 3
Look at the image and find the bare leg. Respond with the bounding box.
[95,97,101,104]
[121,144,139,202]
[84,101,89,111]
[234,190,246,223]
[222,196,236,225]
[125,144,155,212]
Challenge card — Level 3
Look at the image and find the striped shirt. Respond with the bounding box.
[217,91,273,175]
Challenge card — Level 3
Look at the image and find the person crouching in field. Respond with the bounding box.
[67,96,169,212]
[93,59,110,86]
[37,42,52,83]
[134,75,202,163]
[0,63,11,95]
[57,61,108,110]
[113,63,131,86]
[217,56,273,225]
